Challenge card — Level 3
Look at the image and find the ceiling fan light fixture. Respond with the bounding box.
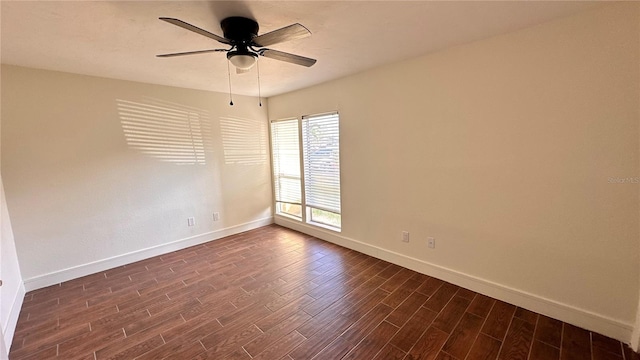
[228,51,258,71]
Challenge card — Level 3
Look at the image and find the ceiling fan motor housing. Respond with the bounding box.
[221,17,259,44]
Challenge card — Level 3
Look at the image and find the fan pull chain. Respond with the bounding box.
[257,58,262,107]
[227,59,234,106]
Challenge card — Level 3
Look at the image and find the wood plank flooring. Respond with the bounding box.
[9,225,639,360]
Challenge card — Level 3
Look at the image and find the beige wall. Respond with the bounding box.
[0,64,25,352]
[635,5,640,350]
[1,176,23,350]
[269,3,640,341]
[1,65,272,284]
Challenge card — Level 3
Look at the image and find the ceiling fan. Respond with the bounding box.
[157,16,317,74]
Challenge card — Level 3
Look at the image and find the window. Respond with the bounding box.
[302,113,341,228]
[270,119,302,218]
[270,112,341,231]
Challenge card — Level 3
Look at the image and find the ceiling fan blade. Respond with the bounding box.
[160,17,232,45]
[252,23,311,47]
[156,49,228,58]
[259,49,317,67]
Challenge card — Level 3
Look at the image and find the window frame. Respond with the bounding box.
[269,112,341,232]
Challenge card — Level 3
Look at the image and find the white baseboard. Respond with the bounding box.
[23,217,273,292]
[3,281,25,352]
[275,216,634,345]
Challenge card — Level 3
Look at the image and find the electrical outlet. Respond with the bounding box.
[427,237,435,249]
[213,212,220,221]
[187,217,195,227]
[402,231,410,243]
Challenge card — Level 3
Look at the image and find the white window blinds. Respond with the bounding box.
[270,119,301,205]
[302,113,341,214]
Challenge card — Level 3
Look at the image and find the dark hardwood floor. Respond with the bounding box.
[9,225,639,360]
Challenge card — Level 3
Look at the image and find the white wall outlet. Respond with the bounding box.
[402,231,410,242]
[213,212,220,221]
[427,237,435,249]
[187,217,195,226]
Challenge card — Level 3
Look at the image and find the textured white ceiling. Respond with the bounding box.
[1,1,601,97]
